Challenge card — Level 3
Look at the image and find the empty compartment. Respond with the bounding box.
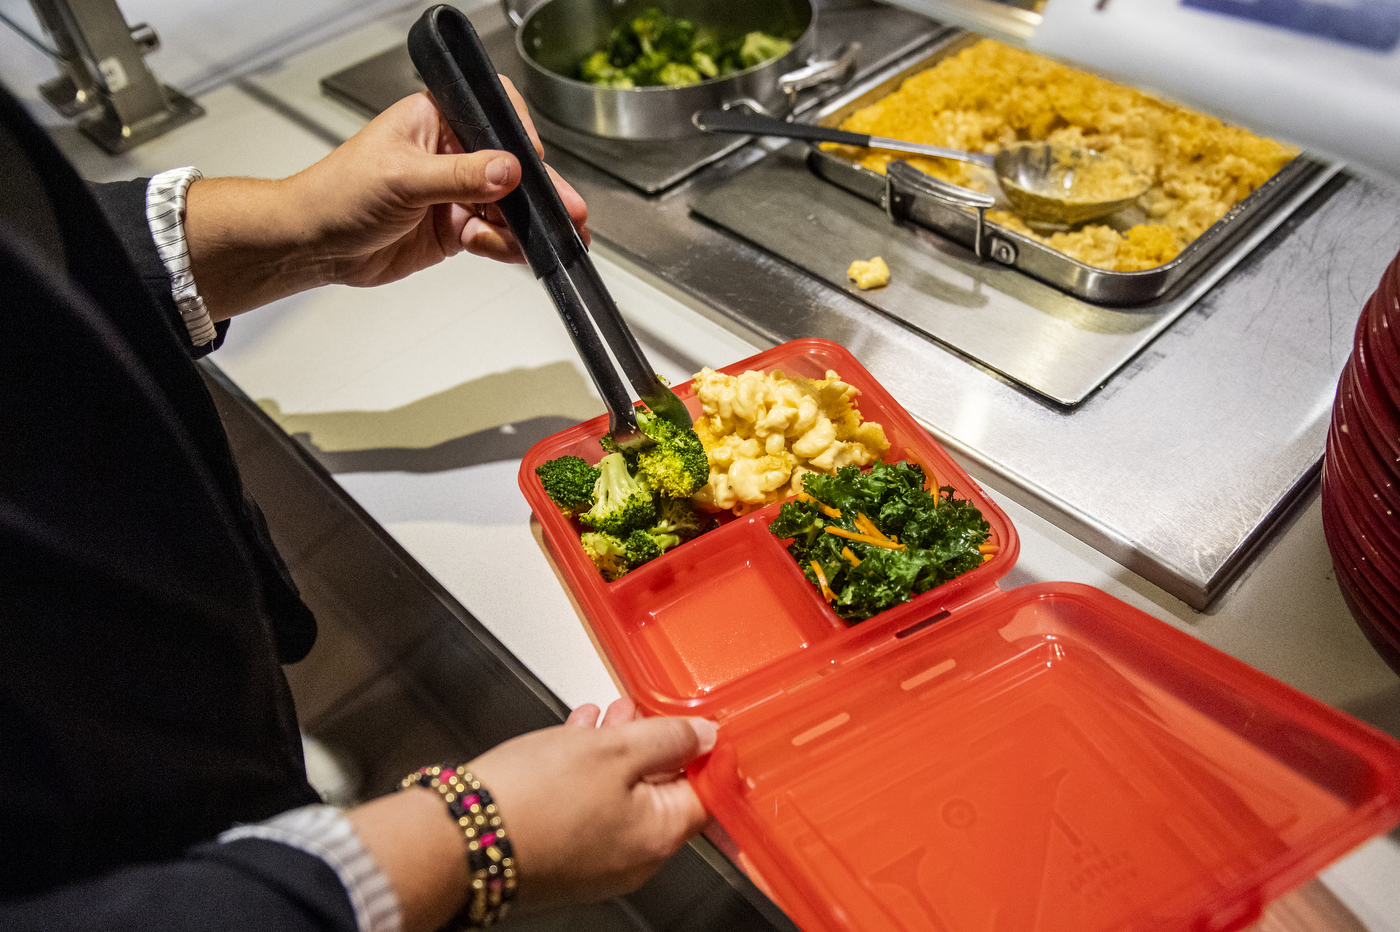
[612,518,842,698]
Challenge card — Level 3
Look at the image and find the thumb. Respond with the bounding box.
[400,150,520,208]
[619,717,717,782]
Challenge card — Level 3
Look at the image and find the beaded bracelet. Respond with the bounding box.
[400,764,517,928]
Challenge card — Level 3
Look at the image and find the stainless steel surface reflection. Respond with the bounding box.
[693,143,1338,404]
[315,2,1400,609]
[563,140,1400,608]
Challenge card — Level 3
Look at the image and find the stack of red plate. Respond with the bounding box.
[1322,250,1400,674]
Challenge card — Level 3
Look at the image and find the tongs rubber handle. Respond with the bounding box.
[407,4,583,278]
[407,5,692,439]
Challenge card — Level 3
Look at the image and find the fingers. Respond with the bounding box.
[401,150,522,210]
[565,698,639,729]
[565,704,601,727]
[459,214,526,265]
[600,697,638,727]
[500,75,545,158]
[638,776,711,842]
[546,163,591,248]
[618,716,717,783]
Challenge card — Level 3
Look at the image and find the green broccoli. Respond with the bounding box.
[623,526,678,567]
[738,31,791,69]
[581,9,789,89]
[581,531,631,582]
[579,452,656,536]
[535,455,600,518]
[691,50,718,78]
[579,51,634,88]
[656,496,706,541]
[634,408,709,499]
[656,62,702,87]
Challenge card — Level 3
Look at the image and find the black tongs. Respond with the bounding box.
[407,5,692,449]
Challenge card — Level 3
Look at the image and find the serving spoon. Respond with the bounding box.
[692,108,1150,226]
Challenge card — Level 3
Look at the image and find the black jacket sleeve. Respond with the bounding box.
[0,840,358,932]
[87,177,229,359]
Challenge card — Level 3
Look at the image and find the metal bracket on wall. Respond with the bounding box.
[24,0,202,153]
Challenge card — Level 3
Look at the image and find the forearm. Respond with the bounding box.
[346,788,473,932]
[184,175,336,322]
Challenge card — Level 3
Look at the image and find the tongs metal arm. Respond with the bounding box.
[407,5,690,448]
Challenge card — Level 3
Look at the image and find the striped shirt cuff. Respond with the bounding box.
[145,167,217,347]
[219,804,401,932]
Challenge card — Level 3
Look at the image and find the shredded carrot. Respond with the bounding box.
[853,513,891,541]
[841,546,861,568]
[978,543,999,554]
[982,553,994,563]
[825,526,906,550]
[809,560,837,601]
[796,492,842,520]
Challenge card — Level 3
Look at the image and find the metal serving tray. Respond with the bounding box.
[806,33,1328,307]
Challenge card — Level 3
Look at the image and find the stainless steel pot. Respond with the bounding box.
[511,0,852,139]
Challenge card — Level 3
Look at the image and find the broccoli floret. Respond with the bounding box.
[657,62,702,87]
[625,519,684,566]
[656,496,706,541]
[629,9,695,60]
[579,452,656,536]
[535,455,600,518]
[633,409,709,499]
[581,531,631,581]
[739,32,791,69]
[691,51,718,78]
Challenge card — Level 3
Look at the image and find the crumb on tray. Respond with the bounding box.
[848,256,891,289]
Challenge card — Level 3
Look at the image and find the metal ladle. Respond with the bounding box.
[693,108,1151,226]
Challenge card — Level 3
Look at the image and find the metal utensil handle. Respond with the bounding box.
[693,107,870,147]
[693,107,997,171]
[408,5,583,278]
[886,160,997,258]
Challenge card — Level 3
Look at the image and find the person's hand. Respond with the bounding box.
[184,80,588,320]
[292,83,589,285]
[469,698,716,905]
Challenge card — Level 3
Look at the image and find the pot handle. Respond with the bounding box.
[780,42,860,111]
[499,0,547,28]
[885,160,1007,261]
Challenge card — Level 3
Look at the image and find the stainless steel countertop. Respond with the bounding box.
[37,0,1386,613]
[289,0,1400,608]
[532,90,1400,611]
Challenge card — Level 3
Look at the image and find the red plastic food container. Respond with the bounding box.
[520,339,1400,932]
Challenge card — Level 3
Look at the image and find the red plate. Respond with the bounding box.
[1330,556,1400,675]
[1362,299,1400,413]
[1352,316,1400,432]
[1322,485,1400,623]
[1323,437,1400,578]
[1324,448,1400,579]
[1333,373,1400,514]
[1330,387,1400,515]
[1322,489,1400,619]
[1339,358,1400,467]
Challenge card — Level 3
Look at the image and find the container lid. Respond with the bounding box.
[688,582,1400,932]
[519,338,1019,718]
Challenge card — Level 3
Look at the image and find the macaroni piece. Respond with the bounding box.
[691,367,890,514]
[848,256,891,289]
[829,40,1297,271]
